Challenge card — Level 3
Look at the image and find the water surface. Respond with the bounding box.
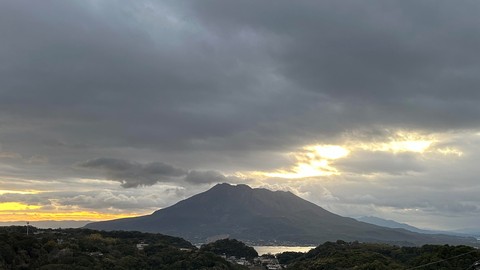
[253,246,315,255]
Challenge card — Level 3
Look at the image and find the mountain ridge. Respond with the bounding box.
[85,183,478,246]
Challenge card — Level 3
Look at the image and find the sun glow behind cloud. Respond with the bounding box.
[256,130,462,179]
[354,131,435,153]
[308,145,350,159]
[265,144,350,179]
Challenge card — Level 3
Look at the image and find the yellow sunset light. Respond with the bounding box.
[0,200,142,221]
[0,202,41,211]
[0,210,139,222]
[0,190,40,195]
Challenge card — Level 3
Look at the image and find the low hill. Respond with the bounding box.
[0,226,246,269]
[85,183,478,246]
[357,216,477,238]
[284,240,480,269]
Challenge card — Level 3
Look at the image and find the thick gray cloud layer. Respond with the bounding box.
[1,0,480,229]
[2,0,480,158]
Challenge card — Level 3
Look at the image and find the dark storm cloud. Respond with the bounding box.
[186,0,480,129]
[0,0,284,150]
[3,0,480,166]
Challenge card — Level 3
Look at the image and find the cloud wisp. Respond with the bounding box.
[79,158,187,188]
[78,158,239,188]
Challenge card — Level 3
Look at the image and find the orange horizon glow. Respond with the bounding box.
[0,202,143,221]
[0,211,141,222]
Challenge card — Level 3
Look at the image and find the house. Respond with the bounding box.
[88,251,103,257]
[136,243,149,250]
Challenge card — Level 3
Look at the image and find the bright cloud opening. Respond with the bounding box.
[251,130,465,180]
[263,145,349,179]
[365,140,433,153]
[354,131,436,153]
[308,145,350,159]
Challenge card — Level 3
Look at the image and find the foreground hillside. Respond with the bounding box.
[0,226,245,270]
[86,183,478,247]
[280,240,480,270]
[1,226,479,270]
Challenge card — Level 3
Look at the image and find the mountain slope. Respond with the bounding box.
[85,183,478,246]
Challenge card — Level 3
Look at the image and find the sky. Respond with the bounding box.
[1,0,480,231]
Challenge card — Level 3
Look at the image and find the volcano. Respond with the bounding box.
[85,183,477,246]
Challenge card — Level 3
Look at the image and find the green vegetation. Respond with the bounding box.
[2,225,479,270]
[0,226,246,270]
[200,239,258,260]
[284,240,480,270]
[276,251,304,265]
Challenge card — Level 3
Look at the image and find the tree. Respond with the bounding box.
[200,239,258,260]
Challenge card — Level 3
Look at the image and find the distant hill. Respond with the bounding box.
[356,216,438,234]
[453,228,480,237]
[85,183,478,246]
[357,216,477,237]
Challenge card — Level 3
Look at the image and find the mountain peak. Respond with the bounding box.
[210,183,293,196]
[211,182,252,191]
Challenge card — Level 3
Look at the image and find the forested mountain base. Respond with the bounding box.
[0,226,246,270]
